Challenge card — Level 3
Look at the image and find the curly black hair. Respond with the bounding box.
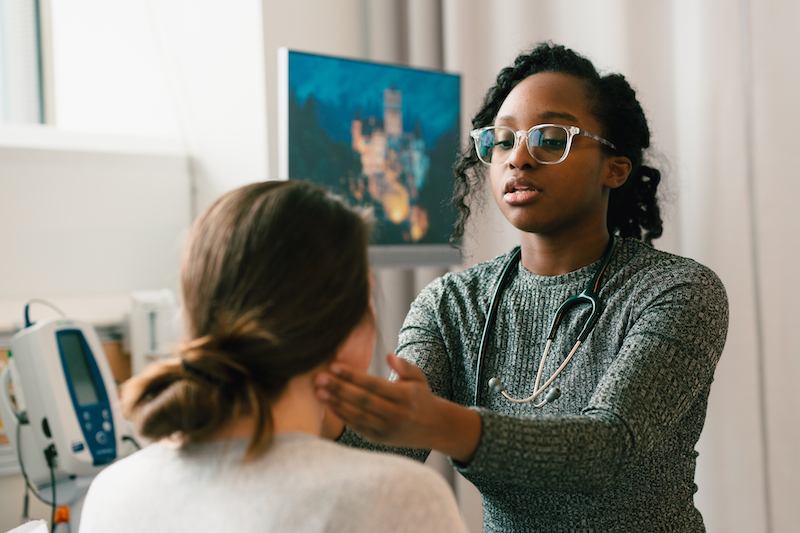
[451,42,662,246]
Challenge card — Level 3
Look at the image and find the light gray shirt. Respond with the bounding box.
[79,432,468,533]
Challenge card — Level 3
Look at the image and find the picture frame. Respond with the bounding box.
[278,49,462,268]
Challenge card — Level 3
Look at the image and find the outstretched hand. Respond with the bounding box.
[314,353,482,463]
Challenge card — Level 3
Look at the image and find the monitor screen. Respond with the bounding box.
[278,49,462,268]
[57,330,101,406]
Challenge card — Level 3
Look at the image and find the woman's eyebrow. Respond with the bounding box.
[540,111,579,123]
[494,111,580,125]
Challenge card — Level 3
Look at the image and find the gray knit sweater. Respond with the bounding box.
[342,238,729,532]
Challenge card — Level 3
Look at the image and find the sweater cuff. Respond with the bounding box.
[450,406,493,473]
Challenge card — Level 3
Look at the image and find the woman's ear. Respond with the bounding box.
[604,156,632,189]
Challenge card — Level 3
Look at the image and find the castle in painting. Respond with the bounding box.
[350,86,431,242]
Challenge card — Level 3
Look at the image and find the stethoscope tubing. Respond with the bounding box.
[473,236,618,406]
[473,246,522,405]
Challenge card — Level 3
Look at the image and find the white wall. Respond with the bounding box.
[48,0,179,136]
[0,126,191,328]
[144,0,269,213]
[0,0,271,317]
[48,0,269,216]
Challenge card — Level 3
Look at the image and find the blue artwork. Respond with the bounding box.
[285,50,460,246]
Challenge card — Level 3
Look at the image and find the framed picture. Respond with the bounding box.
[278,49,462,268]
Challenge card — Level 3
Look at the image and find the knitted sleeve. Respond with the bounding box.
[337,428,430,463]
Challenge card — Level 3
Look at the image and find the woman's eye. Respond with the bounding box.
[541,138,566,150]
[494,138,514,150]
[487,130,514,150]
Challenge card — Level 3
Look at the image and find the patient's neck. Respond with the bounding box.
[205,372,324,441]
[271,372,325,435]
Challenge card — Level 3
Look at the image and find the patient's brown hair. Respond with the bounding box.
[120,180,372,457]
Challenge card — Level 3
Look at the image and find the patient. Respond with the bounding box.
[79,180,468,533]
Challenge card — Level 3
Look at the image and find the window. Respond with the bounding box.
[0,0,46,124]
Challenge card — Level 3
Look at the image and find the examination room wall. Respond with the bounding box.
[1,1,799,532]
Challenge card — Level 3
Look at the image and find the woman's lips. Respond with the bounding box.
[503,183,540,204]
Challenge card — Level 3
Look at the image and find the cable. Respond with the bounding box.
[23,299,66,328]
[47,459,55,532]
[16,419,55,507]
[122,435,142,450]
[21,488,29,522]
[45,445,57,533]
[16,421,61,532]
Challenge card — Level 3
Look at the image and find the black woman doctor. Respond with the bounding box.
[315,42,729,533]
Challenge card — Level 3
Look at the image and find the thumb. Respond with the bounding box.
[386,353,425,382]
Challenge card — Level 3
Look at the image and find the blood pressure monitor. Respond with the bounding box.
[0,316,129,501]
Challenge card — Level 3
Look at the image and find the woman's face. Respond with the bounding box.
[488,72,626,239]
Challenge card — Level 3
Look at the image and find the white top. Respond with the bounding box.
[78,432,468,533]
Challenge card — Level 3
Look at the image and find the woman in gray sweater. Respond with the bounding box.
[315,43,729,532]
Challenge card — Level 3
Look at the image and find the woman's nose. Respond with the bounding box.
[506,130,537,168]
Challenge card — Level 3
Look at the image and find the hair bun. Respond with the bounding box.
[177,335,250,388]
[179,310,286,388]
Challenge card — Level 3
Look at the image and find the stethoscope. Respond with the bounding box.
[473,235,618,407]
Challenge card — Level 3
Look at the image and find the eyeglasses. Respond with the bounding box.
[470,124,617,165]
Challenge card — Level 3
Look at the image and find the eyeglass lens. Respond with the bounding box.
[475,126,569,164]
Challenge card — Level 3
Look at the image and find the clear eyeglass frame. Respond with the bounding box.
[469,124,617,166]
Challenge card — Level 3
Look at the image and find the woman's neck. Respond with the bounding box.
[271,373,326,435]
[519,228,611,276]
[202,372,325,442]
